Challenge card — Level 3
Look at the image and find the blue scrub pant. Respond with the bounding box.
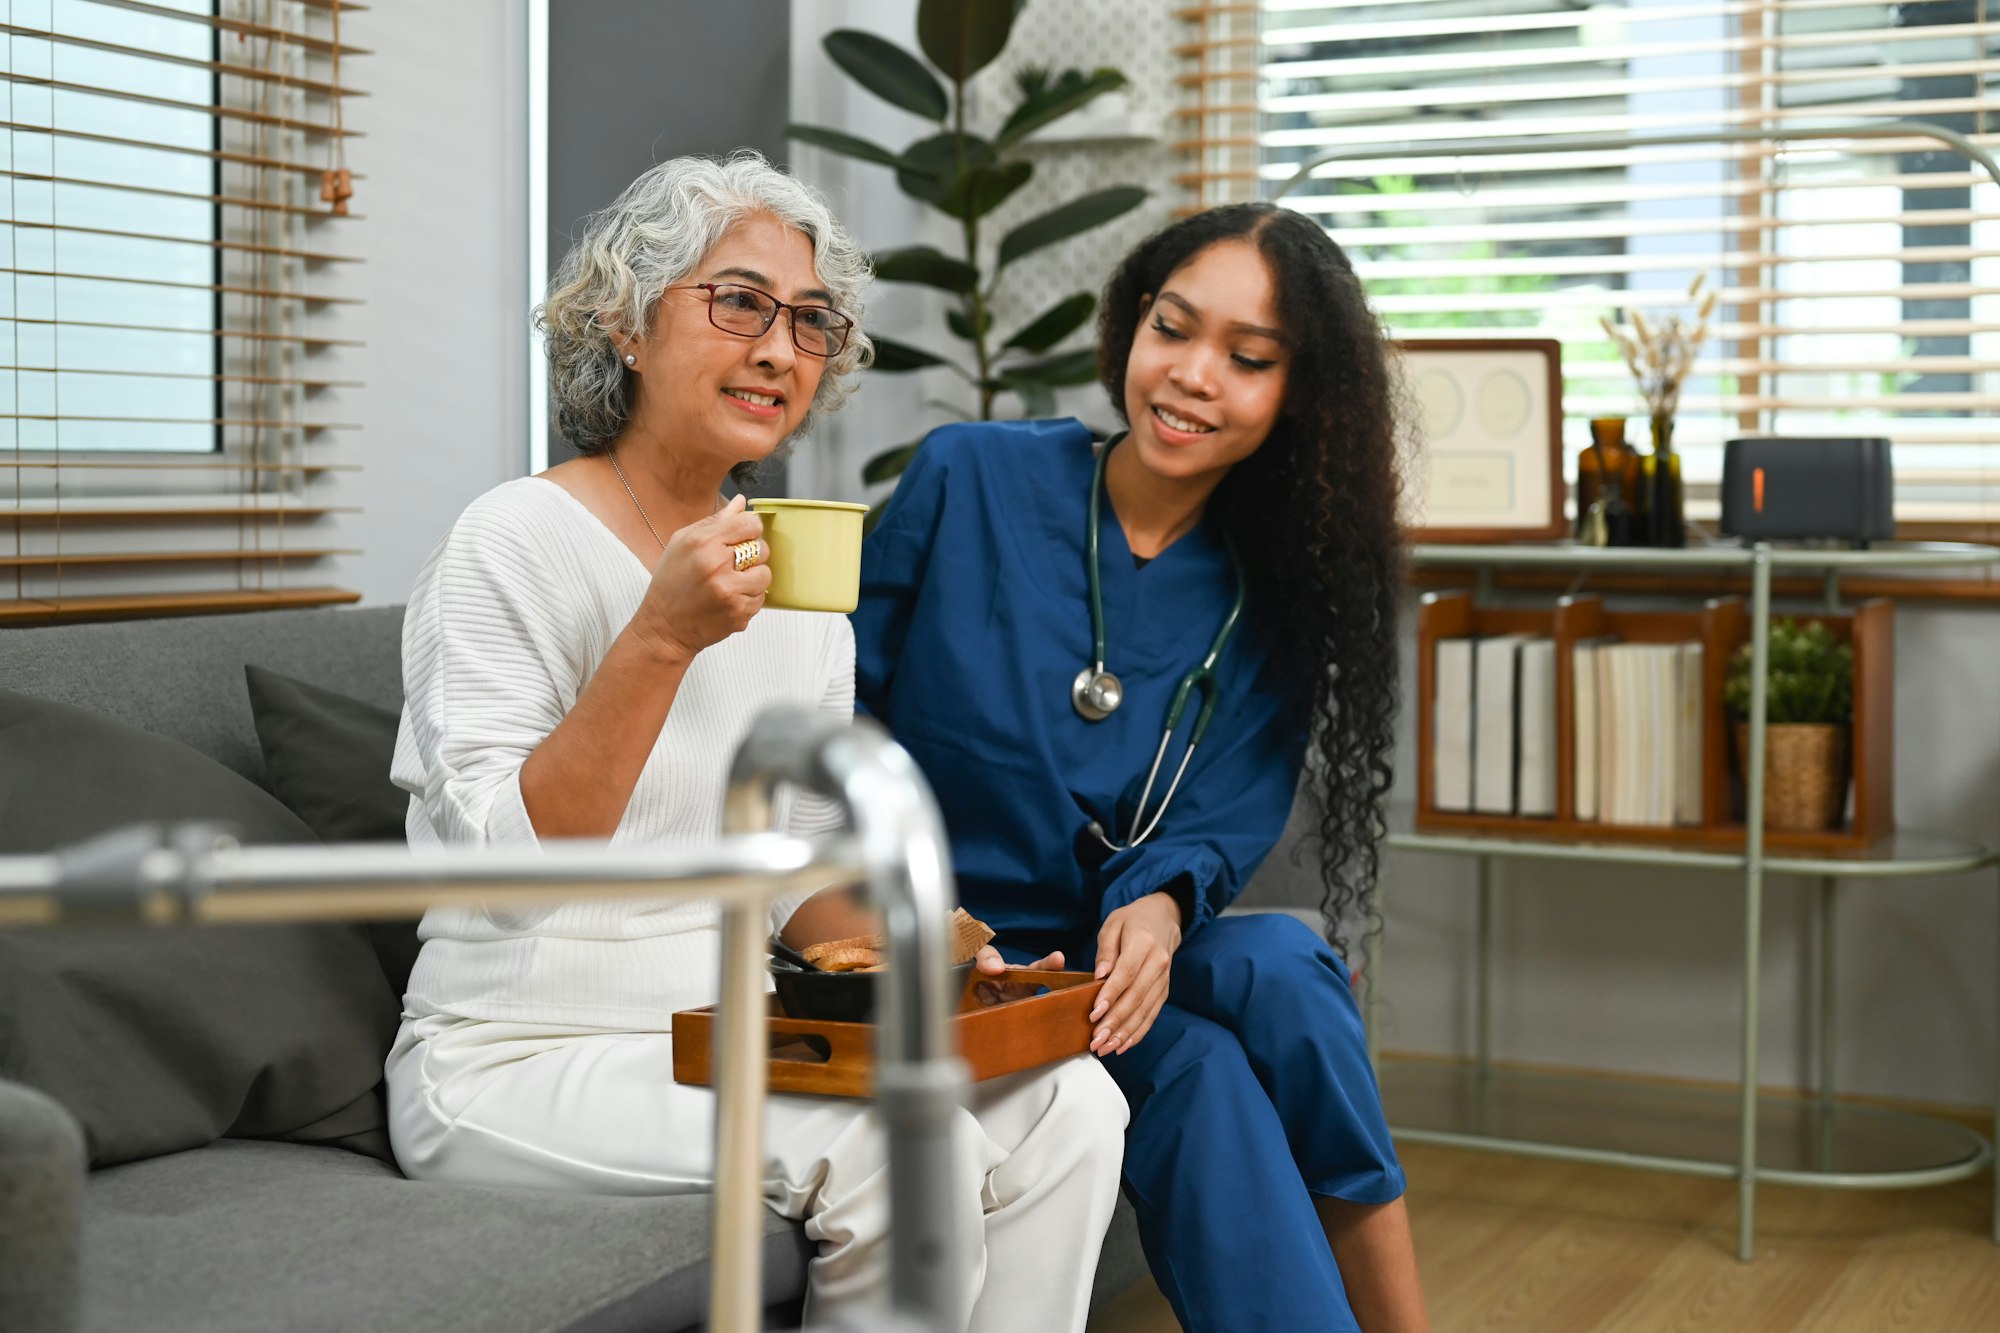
[1096,913,1404,1333]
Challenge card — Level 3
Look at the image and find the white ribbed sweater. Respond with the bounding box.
[392,477,853,1030]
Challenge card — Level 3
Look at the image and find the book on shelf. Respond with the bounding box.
[1676,642,1705,826]
[1582,642,1700,828]
[1473,634,1532,815]
[1516,638,1557,818]
[1571,637,1615,822]
[1431,633,1557,819]
[1433,637,1475,812]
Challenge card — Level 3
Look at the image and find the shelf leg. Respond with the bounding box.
[1816,875,1837,1172]
[1993,863,1999,1245]
[1475,855,1496,1131]
[1739,543,1773,1264]
[1476,855,1495,1079]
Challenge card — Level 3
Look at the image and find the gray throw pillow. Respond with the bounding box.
[244,664,407,845]
[243,664,422,995]
[0,689,401,1168]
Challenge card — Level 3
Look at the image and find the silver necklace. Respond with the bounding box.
[606,448,666,552]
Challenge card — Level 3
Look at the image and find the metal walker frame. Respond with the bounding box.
[0,707,967,1332]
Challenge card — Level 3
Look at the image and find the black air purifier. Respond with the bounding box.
[1720,437,1894,546]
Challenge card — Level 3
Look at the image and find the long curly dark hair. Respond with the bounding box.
[1096,202,1404,958]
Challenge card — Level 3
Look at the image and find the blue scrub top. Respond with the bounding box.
[851,418,1305,962]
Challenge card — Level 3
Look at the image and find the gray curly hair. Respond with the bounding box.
[536,150,873,457]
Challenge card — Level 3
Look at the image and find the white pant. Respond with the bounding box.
[386,1014,1128,1332]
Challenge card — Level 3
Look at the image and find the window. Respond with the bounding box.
[1181,1,2000,537]
[0,0,364,623]
[1,0,220,454]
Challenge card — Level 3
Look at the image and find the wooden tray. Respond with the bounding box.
[671,969,1104,1098]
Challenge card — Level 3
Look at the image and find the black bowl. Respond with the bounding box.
[769,957,977,1024]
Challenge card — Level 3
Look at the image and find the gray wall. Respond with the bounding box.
[546,0,793,466]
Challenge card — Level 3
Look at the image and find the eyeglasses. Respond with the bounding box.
[669,282,854,358]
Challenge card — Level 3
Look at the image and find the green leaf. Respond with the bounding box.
[945,306,992,342]
[997,186,1148,269]
[896,131,995,208]
[950,159,1033,221]
[1014,64,1055,100]
[872,245,978,294]
[863,441,923,485]
[995,67,1129,149]
[823,30,949,121]
[1003,378,1058,418]
[1002,348,1099,387]
[785,124,918,172]
[1003,293,1096,353]
[868,335,950,372]
[917,0,1023,84]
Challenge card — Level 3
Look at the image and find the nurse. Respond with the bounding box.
[853,202,1428,1332]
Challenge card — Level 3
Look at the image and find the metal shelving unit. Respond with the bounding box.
[1371,540,2000,1261]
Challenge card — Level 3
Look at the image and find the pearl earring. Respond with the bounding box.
[624,353,637,366]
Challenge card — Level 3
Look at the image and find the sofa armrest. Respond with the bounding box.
[0,1078,82,1333]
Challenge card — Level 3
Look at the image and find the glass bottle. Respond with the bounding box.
[1644,412,1686,548]
[1576,417,1636,546]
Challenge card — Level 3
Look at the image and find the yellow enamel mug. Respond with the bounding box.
[749,498,872,612]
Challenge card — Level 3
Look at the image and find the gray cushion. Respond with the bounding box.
[1091,1198,1148,1311]
[83,1140,811,1333]
[0,606,405,784]
[0,690,400,1168]
[243,664,422,993]
[244,664,407,845]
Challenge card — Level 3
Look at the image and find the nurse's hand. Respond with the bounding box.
[1089,892,1183,1056]
[973,946,1065,975]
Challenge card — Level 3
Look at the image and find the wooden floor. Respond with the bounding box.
[1086,1142,2000,1332]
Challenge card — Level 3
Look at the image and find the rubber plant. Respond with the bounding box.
[786,0,1148,487]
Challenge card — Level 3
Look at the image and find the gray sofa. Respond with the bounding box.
[0,606,1152,1333]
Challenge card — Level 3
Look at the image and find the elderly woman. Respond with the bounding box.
[382,152,1127,1333]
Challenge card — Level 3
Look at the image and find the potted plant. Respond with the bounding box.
[1723,619,1854,832]
[786,0,1148,489]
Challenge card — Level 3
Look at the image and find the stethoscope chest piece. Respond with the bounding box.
[1072,666,1123,721]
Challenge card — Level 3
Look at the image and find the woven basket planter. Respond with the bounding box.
[1734,722,1851,832]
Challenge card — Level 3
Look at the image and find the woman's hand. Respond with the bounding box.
[1089,892,1183,1056]
[629,495,771,662]
[974,946,1065,975]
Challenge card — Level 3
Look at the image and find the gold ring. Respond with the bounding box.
[731,539,761,571]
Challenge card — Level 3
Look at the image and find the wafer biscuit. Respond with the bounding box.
[950,908,995,965]
[811,946,883,973]
[796,909,998,972]
[801,932,885,968]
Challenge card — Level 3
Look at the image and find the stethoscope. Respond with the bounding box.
[1073,433,1248,852]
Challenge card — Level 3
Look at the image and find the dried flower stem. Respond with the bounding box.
[1603,271,1717,421]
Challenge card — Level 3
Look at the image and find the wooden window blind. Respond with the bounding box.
[1175,4,1264,212]
[1,0,365,626]
[1178,1,2000,541]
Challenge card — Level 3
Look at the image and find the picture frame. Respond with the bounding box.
[1391,338,1566,544]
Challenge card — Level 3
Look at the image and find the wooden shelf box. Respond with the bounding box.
[1414,589,1893,856]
